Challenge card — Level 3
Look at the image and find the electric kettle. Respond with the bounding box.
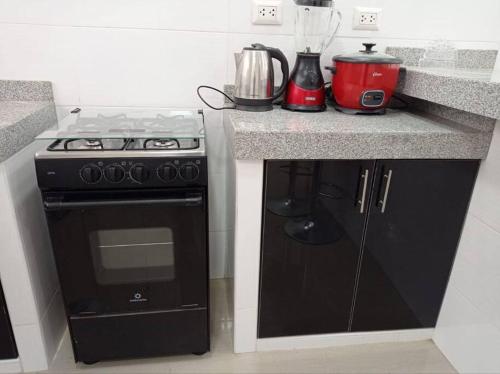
[234,43,289,112]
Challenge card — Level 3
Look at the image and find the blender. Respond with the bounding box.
[283,0,341,112]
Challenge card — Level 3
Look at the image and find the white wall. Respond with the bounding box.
[0,141,66,372]
[433,54,500,372]
[0,0,499,279]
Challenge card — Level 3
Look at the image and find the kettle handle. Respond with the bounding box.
[267,47,289,101]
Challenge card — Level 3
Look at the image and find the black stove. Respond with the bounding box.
[34,108,209,364]
[36,135,206,190]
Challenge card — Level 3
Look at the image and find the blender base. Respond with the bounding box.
[283,53,326,113]
[282,103,326,112]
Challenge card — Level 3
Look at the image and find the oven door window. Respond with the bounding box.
[90,227,175,285]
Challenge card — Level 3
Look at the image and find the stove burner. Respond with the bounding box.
[143,138,181,150]
[47,138,129,152]
[63,138,105,151]
[84,139,104,149]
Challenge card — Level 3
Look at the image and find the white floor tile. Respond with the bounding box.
[44,280,456,374]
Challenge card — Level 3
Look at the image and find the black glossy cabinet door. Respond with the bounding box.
[0,282,17,359]
[259,160,375,338]
[351,160,479,331]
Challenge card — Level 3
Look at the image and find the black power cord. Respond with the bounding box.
[196,85,236,111]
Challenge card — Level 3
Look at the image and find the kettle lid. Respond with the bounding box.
[333,43,403,64]
[244,43,268,51]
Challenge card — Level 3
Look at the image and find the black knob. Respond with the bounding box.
[361,43,377,53]
[129,164,150,183]
[179,162,200,181]
[157,163,178,183]
[104,164,126,183]
[80,164,102,184]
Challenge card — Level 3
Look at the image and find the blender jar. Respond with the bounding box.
[294,0,342,54]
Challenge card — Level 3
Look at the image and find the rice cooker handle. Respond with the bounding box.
[325,66,337,74]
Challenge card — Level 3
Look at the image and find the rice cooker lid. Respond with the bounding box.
[333,43,403,64]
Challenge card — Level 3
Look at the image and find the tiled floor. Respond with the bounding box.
[42,280,457,374]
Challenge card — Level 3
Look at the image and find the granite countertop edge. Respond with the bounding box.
[399,68,500,119]
[0,80,56,163]
[0,101,57,163]
[223,108,493,161]
[227,130,490,161]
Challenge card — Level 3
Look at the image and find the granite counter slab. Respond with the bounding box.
[398,67,500,119]
[224,107,491,160]
[0,101,56,162]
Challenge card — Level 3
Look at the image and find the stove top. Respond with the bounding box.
[37,107,205,140]
[46,137,200,152]
[36,107,206,159]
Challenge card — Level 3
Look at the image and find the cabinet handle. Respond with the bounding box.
[379,169,393,214]
[358,169,369,214]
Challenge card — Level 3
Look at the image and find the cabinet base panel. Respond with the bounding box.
[256,328,434,352]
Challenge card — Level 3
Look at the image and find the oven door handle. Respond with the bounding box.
[44,195,203,211]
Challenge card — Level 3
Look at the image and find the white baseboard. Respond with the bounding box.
[256,328,435,352]
[0,358,21,374]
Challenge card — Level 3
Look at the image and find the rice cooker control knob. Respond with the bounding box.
[179,162,200,182]
[80,164,102,184]
[157,163,178,183]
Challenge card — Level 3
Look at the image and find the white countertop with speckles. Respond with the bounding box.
[224,106,492,160]
[0,101,51,127]
[399,67,500,119]
[0,100,56,162]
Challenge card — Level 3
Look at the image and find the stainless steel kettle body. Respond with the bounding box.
[234,44,289,112]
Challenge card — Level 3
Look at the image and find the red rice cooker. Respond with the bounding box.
[327,43,403,113]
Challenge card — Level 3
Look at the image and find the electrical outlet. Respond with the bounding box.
[252,0,283,25]
[352,7,381,31]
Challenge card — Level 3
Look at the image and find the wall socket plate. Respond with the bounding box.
[352,6,381,31]
[252,0,283,25]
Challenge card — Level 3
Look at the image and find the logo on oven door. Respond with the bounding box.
[129,292,148,303]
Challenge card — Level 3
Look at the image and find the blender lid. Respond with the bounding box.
[294,0,333,7]
[333,43,403,64]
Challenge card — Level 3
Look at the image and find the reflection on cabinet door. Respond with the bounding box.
[351,160,479,332]
[258,160,375,338]
[0,282,17,359]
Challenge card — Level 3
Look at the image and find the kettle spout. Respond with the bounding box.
[234,52,243,69]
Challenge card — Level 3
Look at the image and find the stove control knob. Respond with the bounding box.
[179,162,200,182]
[129,164,150,183]
[157,163,178,183]
[104,164,126,183]
[80,164,102,184]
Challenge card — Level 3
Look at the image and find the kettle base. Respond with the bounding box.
[234,97,274,112]
[235,103,273,112]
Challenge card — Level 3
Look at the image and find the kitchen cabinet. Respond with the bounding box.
[258,160,375,338]
[0,282,17,359]
[259,159,479,338]
[351,160,479,331]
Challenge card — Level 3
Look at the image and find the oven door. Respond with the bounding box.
[43,188,207,316]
